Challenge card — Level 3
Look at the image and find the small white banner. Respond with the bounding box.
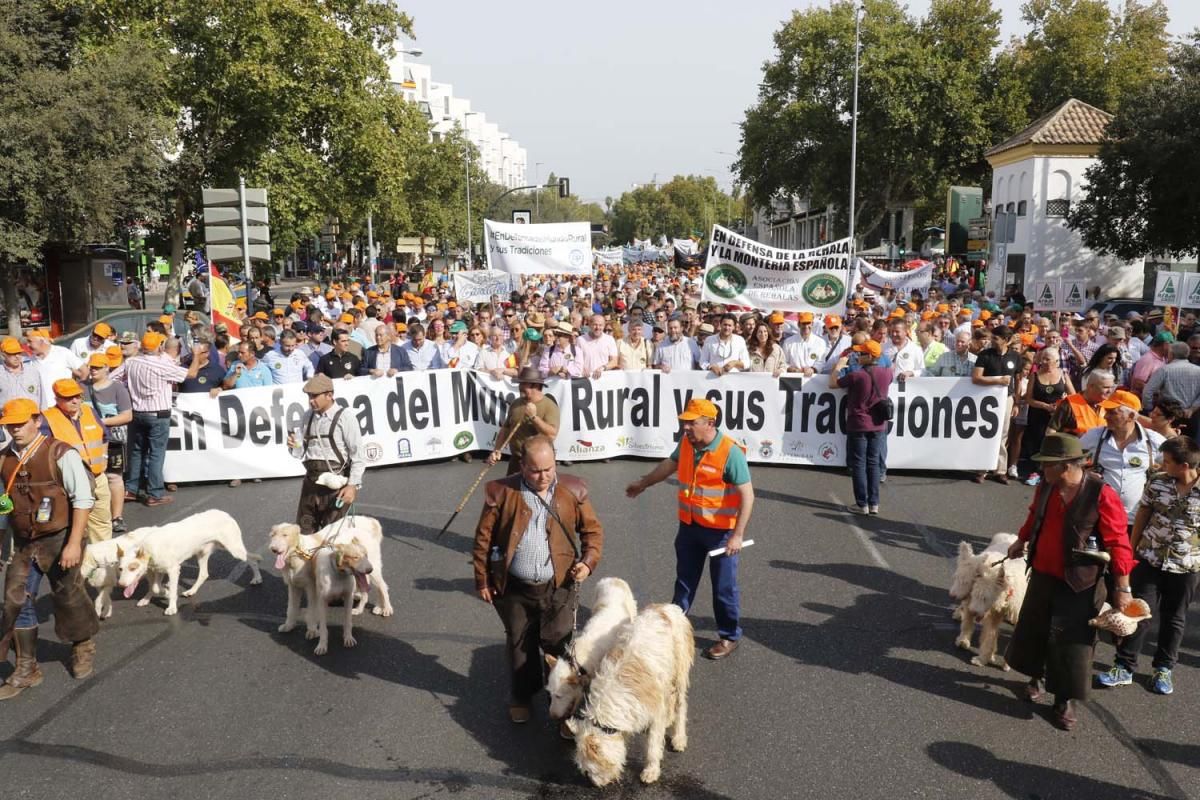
[162,371,1004,482]
[1181,273,1200,310]
[702,225,853,313]
[484,220,592,275]
[1154,271,1183,307]
[852,259,934,296]
[1032,280,1059,312]
[593,247,623,266]
[452,269,516,305]
[1059,277,1088,313]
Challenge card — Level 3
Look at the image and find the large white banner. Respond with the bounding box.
[163,371,1005,482]
[852,259,934,296]
[702,225,853,313]
[452,269,516,305]
[483,220,591,275]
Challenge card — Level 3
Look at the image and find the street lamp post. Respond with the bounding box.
[848,3,864,251]
[535,162,544,221]
[463,112,481,267]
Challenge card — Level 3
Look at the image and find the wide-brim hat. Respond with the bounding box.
[1031,432,1085,462]
[515,366,546,386]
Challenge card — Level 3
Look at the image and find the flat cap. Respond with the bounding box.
[302,374,335,395]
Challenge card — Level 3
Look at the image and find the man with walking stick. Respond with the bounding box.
[487,367,560,475]
[473,435,604,731]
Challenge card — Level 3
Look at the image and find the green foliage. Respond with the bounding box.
[1067,38,1200,260]
[610,175,734,243]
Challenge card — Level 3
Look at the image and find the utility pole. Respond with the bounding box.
[535,162,543,221]
[848,2,864,251]
[366,211,375,283]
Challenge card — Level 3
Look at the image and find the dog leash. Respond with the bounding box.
[294,504,357,561]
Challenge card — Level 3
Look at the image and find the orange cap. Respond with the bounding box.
[677,397,719,421]
[768,311,786,324]
[853,340,882,358]
[797,312,814,324]
[1,337,22,355]
[87,353,109,368]
[52,378,83,398]
[93,322,114,337]
[338,313,354,324]
[0,398,39,425]
[159,315,174,325]
[1100,389,1142,412]
[252,311,269,320]
[824,315,842,327]
[141,331,166,350]
[105,345,122,369]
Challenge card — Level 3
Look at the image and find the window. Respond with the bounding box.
[1017,200,1027,217]
[1005,202,1015,213]
[1045,199,1071,217]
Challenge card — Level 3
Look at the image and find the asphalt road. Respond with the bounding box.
[1,458,1196,800]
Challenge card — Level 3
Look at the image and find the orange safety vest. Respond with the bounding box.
[1063,394,1105,436]
[677,434,746,530]
[43,405,107,476]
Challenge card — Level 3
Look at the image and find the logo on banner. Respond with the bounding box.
[1037,283,1055,307]
[802,274,846,308]
[758,440,775,459]
[1188,281,1200,308]
[706,264,748,299]
[453,431,474,450]
[397,439,412,459]
[818,443,839,463]
[426,437,443,456]
[364,442,384,463]
[569,249,585,268]
[1063,282,1083,308]
[569,439,605,456]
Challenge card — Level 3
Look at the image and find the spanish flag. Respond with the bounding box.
[505,353,517,369]
[210,263,242,343]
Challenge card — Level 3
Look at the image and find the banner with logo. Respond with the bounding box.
[1180,273,1200,310]
[162,371,1004,482]
[484,220,592,275]
[593,247,623,266]
[852,259,934,296]
[701,225,853,313]
[452,269,516,305]
[1032,280,1058,312]
[1154,271,1183,307]
[1059,277,1088,313]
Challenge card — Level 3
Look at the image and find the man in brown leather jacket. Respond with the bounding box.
[473,435,603,725]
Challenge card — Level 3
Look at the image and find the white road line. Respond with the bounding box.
[830,492,891,570]
[906,514,953,559]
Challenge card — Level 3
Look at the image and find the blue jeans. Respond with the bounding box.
[128,412,171,499]
[15,563,43,628]
[672,521,741,641]
[847,431,882,508]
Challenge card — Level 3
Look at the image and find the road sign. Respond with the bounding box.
[202,181,271,263]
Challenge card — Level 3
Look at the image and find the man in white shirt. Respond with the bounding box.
[262,330,315,384]
[820,314,852,372]
[886,319,925,378]
[475,326,518,379]
[27,329,84,402]
[654,319,700,372]
[782,312,828,376]
[1079,389,1164,525]
[440,321,479,368]
[401,322,444,370]
[70,323,115,361]
[699,314,750,376]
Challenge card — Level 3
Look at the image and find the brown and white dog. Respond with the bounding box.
[949,532,1027,669]
[310,538,373,655]
[573,603,694,787]
[545,577,637,723]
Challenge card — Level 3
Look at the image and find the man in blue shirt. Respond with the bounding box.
[179,341,227,395]
[263,330,314,385]
[222,341,273,389]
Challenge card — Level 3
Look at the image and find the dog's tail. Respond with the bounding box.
[658,603,695,693]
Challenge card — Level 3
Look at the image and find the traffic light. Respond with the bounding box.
[898,236,907,257]
[558,177,570,198]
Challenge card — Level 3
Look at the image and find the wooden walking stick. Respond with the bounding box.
[437,422,522,539]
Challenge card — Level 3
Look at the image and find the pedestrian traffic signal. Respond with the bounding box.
[558,177,570,198]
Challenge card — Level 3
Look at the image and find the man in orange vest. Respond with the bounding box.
[626,397,755,660]
[41,379,112,543]
[1049,369,1116,437]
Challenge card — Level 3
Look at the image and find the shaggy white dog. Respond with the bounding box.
[573,603,694,787]
[546,577,638,722]
[949,532,1027,669]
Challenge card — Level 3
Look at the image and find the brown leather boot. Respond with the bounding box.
[0,628,44,701]
[71,638,96,679]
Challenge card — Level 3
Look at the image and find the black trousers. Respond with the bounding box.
[492,578,577,703]
[1115,561,1199,672]
[295,475,349,536]
[1006,570,1101,702]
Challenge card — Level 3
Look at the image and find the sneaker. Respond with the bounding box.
[112,517,127,534]
[1097,664,1133,687]
[1025,473,1041,486]
[847,505,868,515]
[1151,669,1173,695]
[868,505,879,515]
[1007,466,1019,478]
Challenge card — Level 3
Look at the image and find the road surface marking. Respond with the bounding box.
[830,492,890,569]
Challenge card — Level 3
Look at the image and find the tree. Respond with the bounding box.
[1067,38,1200,260]
[737,0,1019,245]
[0,0,172,333]
[610,175,733,242]
[89,1,427,297]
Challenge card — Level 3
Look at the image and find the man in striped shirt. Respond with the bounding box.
[112,331,201,506]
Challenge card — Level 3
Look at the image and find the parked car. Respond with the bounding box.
[1088,299,1156,320]
[54,310,188,350]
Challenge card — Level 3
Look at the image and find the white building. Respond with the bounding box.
[984,98,1145,299]
[386,53,528,190]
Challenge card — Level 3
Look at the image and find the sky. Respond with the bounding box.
[399,0,1200,205]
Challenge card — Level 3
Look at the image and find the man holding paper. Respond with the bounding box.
[626,398,754,661]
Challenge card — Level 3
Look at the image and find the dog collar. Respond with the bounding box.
[572,703,621,736]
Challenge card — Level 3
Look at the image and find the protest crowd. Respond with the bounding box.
[1,251,1197,737]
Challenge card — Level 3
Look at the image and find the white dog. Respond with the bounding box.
[81,529,156,619]
[949,532,1027,669]
[310,538,374,655]
[116,509,263,615]
[267,517,393,636]
[546,577,637,723]
[573,603,694,787]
